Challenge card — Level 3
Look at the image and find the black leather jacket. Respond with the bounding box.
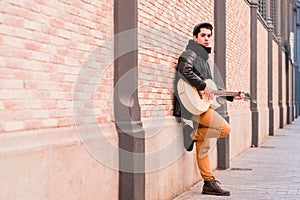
[178,41,213,91]
[173,40,232,119]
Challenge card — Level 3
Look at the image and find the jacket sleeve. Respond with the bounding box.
[222,96,234,102]
[177,50,207,91]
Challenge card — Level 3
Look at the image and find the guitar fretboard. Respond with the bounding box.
[212,90,239,97]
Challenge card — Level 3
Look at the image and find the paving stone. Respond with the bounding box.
[173,117,300,200]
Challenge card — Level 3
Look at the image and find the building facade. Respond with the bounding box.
[295,0,300,117]
[0,0,298,199]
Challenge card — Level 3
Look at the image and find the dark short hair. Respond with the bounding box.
[193,22,213,37]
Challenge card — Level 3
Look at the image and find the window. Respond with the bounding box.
[271,0,277,35]
[258,0,267,20]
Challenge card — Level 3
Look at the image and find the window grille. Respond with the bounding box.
[280,0,287,40]
[271,0,277,35]
[258,0,267,20]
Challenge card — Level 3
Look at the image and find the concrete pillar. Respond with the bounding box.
[214,0,230,169]
[277,0,285,128]
[266,0,275,135]
[114,0,145,199]
[250,0,260,146]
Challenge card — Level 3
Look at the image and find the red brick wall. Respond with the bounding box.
[138,1,215,199]
[257,20,269,109]
[226,0,251,111]
[272,41,279,106]
[272,40,280,130]
[0,1,118,199]
[0,0,114,133]
[282,51,287,124]
[138,0,214,119]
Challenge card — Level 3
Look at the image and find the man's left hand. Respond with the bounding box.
[234,92,245,100]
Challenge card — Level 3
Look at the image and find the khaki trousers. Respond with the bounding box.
[191,108,231,180]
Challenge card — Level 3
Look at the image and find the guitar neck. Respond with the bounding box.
[212,90,239,97]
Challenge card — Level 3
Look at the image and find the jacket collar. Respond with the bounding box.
[186,39,211,60]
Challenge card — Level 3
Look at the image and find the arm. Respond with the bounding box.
[177,50,207,91]
[215,85,234,102]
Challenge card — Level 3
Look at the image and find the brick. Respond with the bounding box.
[24,120,42,130]
[3,15,24,27]
[57,100,72,109]
[58,118,74,127]
[49,19,65,29]
[41,6,58,17]
[25,42,40,51]
[41,118,58,128]
[14,110,34,121]
[0,79,24,89]
[3,35,24,48]
[24,20,42,32]
[34,0,45,4]
[4,121,24,132]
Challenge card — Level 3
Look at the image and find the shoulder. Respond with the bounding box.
[179,49,197,65]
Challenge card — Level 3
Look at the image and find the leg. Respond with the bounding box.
[196,138,230,196]
[195,139,215,180]
[191,108,231,140]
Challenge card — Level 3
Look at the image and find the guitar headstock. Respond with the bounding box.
[243,93,251,101]
[236,91,251,101]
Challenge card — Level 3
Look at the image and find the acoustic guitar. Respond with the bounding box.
[177,78,251,115]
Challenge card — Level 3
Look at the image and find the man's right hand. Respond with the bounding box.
[202,86,213,100]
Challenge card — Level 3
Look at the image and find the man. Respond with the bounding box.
[173,23,244,196]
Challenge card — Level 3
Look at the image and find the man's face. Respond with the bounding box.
[193,28,212,47]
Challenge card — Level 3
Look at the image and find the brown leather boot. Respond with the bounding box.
[202,179,230,196]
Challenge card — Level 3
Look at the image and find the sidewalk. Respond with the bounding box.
[174,117,300,200]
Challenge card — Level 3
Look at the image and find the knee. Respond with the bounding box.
[221,123,231,138]
[226,124,231,134]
